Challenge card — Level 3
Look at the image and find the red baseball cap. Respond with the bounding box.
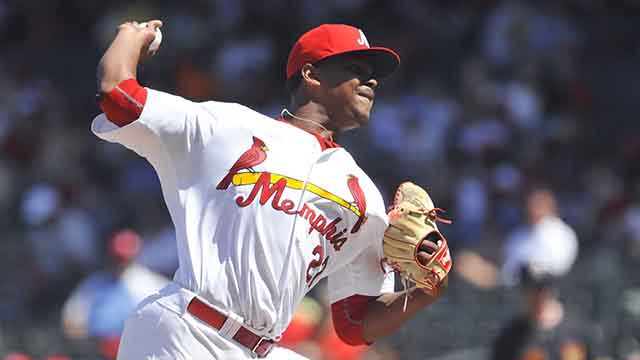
[286,24,400,80]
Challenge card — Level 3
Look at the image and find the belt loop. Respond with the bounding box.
[252,337,267,353]
[218,310,244,338]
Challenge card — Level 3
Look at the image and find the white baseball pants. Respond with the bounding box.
[116,290,308,359]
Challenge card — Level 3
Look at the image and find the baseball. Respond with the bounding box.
[137,22,162,52]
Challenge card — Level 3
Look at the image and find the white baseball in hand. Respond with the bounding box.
[137,22,162,52]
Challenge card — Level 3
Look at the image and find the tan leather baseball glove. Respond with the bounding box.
[383,182,453,297]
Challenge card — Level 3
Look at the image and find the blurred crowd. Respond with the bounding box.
[2,0,640,359]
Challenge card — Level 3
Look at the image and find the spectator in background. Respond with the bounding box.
[61,229,168,359]
[456,188,578,289]
[502,188,578,286]
[491,264,609,360]
[20,183,100,318]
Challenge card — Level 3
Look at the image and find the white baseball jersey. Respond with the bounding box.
[92,89,394,338]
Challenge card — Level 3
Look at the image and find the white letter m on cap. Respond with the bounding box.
[357,29,370,47]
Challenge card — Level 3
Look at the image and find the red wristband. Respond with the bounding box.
[99,79,147,127]
[331,294,376,346]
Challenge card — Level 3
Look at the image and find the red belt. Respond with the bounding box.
[187,297,275,358]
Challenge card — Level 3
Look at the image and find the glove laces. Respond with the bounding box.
[421,207,452,224]
[378,278,415,312]
[401,277,412,312]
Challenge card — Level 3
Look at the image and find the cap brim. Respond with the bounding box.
[334,47,401,79]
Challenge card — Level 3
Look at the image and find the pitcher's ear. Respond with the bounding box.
[301,63,321,89]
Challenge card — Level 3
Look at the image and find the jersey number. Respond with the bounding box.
[306,245,329,287]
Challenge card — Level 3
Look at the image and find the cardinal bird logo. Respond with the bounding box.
[347,175,367,233]
[216,136,269,190]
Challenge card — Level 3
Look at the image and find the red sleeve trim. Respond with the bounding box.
[99,79,147,127]
[330,294,377,346]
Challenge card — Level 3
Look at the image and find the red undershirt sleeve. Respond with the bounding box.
[98,79,147,127]
[330,294,377,346]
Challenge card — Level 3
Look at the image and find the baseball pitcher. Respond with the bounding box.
[93,20,453,359]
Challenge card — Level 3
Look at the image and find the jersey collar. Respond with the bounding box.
[275,117,341,151]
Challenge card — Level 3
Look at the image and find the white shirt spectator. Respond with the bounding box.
[502,215,578,286]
